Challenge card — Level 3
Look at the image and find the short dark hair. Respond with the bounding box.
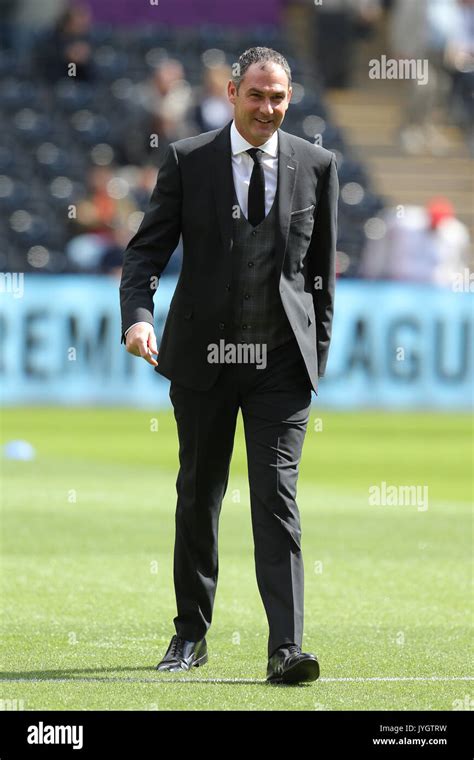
[232,47,292,92]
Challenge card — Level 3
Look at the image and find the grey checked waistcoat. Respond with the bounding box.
[228,180,294,351]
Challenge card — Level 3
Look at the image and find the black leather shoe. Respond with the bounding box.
[266,643,319,684]
[156,634,208,672]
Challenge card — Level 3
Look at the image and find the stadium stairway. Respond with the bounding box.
[324,73,474,254]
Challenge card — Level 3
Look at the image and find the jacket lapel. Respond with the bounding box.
[211,121,234,260]
[275,128,298,275]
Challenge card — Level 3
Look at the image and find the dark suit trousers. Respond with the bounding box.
[168,335,313,659]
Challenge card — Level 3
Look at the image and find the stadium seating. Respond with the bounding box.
[1,25,386,275]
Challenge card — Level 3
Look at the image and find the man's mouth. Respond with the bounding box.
[255,118,272,124]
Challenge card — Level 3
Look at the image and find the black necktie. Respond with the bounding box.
[246,148,265,227]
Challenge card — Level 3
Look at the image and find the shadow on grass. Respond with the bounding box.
[0,666,313,687]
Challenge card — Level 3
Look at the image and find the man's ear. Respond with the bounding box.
[287,86,293,105]
[227,80,236,106]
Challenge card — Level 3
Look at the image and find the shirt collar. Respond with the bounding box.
[230,119,278,158]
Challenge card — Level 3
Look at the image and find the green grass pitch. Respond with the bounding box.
[0,406,472,710]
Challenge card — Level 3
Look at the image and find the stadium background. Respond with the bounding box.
[0,0,472,712]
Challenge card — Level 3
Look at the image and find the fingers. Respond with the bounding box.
[140,342,158,366]
[125,325,159,366]
[148,332,158,356]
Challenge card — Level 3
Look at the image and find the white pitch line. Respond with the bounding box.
[0,676,472,684]
[321,676,474,682]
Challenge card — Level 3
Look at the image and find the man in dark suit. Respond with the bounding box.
[119,47,339,684]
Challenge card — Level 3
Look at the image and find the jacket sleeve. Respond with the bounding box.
[119,143,182,344]
[308,153,339,377]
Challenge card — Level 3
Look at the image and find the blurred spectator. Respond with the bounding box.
[192,64,234,132]
[390,0,473,154]
[133,58,196,164]
[99,245,123,277]
[444,0,474,152]
[0,0,20,50]
[358,197,471,285]
[74,166,137,232]
[282,0,316,68]
[126,164,160,208]
[35,3,95,82]
[0,0,63,52]
[312,0,383,88]
[66,165,138,272]
[65,163,184,276]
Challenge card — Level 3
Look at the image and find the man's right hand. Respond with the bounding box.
[125,322,159,366]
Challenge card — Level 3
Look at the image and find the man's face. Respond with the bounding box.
[227,62,292,146]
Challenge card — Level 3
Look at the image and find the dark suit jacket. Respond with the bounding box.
[119,119,339,394]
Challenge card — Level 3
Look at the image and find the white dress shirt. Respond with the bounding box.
[229,118,278,220]
[124,120,279,338]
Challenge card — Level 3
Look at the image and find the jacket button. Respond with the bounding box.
[226,284,231,291]
[252,230,257,236]
[219,322,225,330]
[244,293,250,299]
[248,261,254,268]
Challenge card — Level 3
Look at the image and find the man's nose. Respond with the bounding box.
[259,100,273,116]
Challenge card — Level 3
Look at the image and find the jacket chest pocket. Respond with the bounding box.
[290,203,315,222]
